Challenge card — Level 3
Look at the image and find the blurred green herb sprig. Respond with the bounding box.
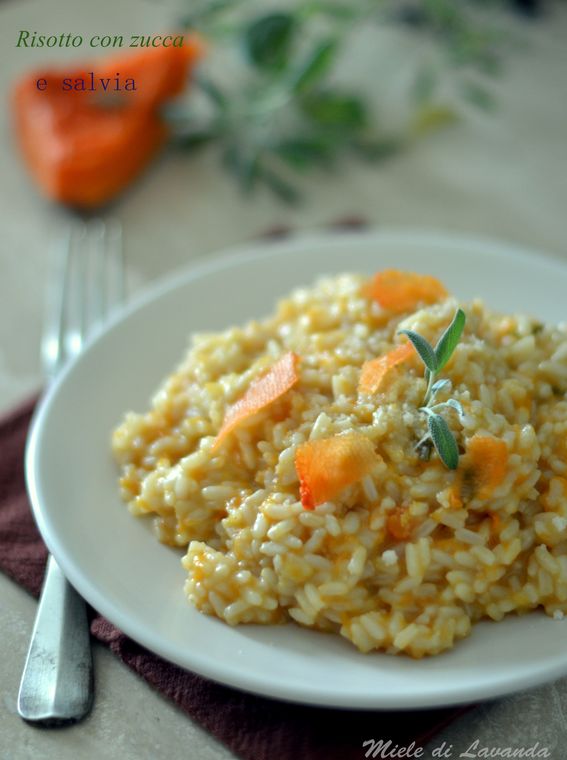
[167,0,524,202]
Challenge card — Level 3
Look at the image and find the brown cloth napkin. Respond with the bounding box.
[0,396,469,760]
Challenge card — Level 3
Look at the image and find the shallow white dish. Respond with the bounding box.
[27,229,567,709]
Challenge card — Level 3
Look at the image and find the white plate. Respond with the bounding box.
[27,230,567,709]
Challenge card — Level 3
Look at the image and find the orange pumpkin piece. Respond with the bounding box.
[213,352,300,451]
[467,435,509,499]
[12,35,202,208]
[295,432,378,510]
[386,507,415,541]
[366,269,448,313]
[359,342,414,394]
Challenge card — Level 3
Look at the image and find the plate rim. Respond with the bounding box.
[25,227,567,709]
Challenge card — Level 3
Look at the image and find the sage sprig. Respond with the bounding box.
[400,308,465,405]
[172,1,519,202]
[399,308,466,470]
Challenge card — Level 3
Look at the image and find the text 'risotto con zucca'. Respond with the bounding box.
[112,270,567,657]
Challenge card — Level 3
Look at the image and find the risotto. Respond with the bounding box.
[112,270,567,657]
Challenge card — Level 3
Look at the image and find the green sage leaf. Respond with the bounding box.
[442,398,465,418]
[274,137,334,170]
[195,75,228,111]
[398,330,438,374]
[244,13,296,71]
[435,308,466,372]
[430,378,451,399]
[258,165,301,205]
[292,39,337,94]
[174,129,219,150]
[222,144,259,193]
[425,411,459,470]
[429,398,465,419]
[300,91,367,130]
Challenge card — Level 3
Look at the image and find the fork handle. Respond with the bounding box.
[17,555,94,725]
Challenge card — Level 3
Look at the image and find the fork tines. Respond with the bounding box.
[42,219,125,381]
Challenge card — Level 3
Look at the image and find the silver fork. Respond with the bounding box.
[17,219,125,725]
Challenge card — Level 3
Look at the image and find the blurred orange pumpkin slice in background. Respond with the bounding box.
[12,35,202,209]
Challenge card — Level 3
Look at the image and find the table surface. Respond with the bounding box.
[2,0,567,757]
